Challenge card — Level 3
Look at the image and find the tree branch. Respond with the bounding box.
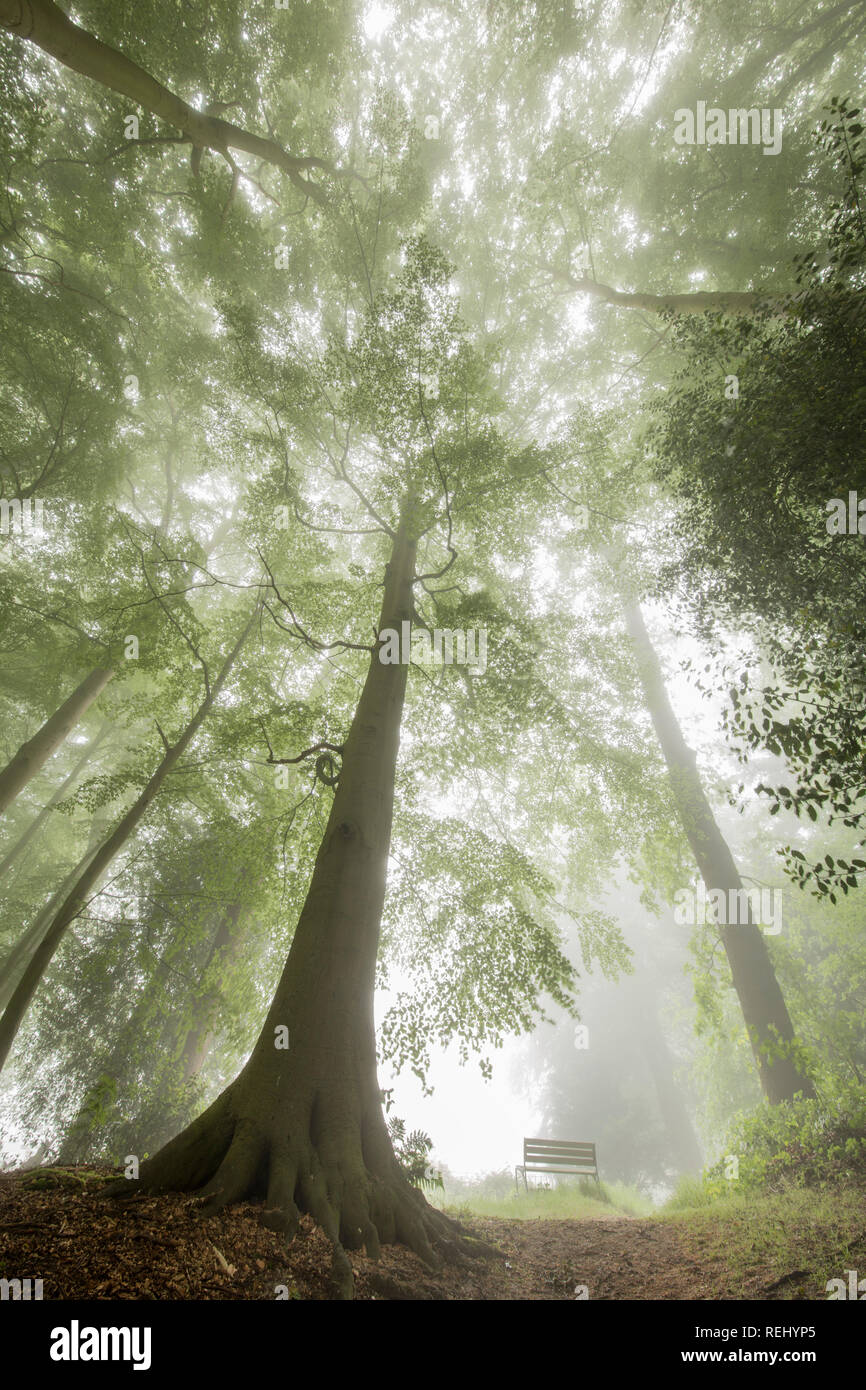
[551,264,782,317]
[0,0,349,206]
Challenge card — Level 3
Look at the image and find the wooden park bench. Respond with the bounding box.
[515,1137,600,1192]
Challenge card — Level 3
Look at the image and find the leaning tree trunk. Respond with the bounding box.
[624,600,814,1104]
[562,273,777,317]
[0,719,111,880]
[0,863,86,1014]
[0,611,256,1073]
[0,797,113,1012]
[0,667,113,817]
[117,505,477,1296]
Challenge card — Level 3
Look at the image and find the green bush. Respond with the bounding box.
[707,1086,866,1193]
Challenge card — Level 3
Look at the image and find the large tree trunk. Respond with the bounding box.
[117,506,476,1295]
[0,612,256,1072]
[0,719,111,879]
[624,600,814,1104]
[0,667,112,817]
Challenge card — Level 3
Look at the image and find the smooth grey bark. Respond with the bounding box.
[0,875,74,1014]
[625,600,814,1105]
[562,272,778,317]
[0,667,113,817]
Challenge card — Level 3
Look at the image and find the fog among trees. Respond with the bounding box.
[1,0,864,1317]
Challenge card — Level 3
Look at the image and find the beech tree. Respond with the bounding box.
[2,0,866,1304]
[623,599,814,1104]
[98,237,593,1293]
[647,102,866,902]
[0,0,353,204]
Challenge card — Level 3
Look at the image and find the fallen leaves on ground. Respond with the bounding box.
[0,1166,856,1300]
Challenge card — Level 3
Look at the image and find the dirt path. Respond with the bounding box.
[462,1215,711,1300]
[0,1167,833,1300]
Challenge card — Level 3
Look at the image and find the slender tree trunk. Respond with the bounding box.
[0,719,111,879]
[0,667,113,817]
[0,890,63,1013]
[0,798,112,1012]
[118,505,477,1295]
[624,600,814,1104]
[0,612,256,1072]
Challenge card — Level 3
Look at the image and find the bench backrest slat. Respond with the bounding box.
[522,1138,597,1169]
[524,1140,595,1153]
[524,1144,595,1154]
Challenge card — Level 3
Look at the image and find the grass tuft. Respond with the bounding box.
[435,1177,653,1220]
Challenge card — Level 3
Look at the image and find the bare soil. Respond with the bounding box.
[0,1166,840,1300]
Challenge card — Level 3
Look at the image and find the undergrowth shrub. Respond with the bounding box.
[706,1086,866,1193]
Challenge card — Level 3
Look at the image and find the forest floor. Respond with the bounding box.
[1,1165,863,1300]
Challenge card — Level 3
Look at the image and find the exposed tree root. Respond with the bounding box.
[103,1081,500,1299]
[366,1269,445,1300]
